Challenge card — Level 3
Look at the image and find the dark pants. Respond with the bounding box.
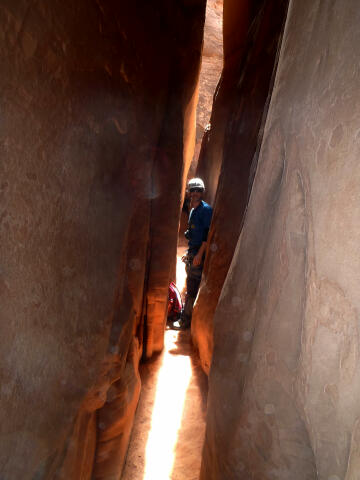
[181,254,203,326]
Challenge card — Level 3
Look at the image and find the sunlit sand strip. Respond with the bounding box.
[143,332,192,479]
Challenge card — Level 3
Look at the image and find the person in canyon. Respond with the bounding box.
[174,178,213,329]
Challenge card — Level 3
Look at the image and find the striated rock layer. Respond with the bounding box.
[202,0,360,478]
[0,1,205,478]
[192,0,289,373]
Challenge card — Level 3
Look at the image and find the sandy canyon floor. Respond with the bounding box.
[122,251,208,480]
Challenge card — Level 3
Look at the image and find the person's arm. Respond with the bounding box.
[193,241,207,266]
[193,206,213,266]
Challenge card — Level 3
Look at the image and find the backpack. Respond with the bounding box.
[167,282,183,320]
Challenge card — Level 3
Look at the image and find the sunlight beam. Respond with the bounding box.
[143,332,192,479]
[176,253,187,297]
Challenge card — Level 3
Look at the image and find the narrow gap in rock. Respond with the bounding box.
[121,3,223,477]
[122,250,208,480]
[190,0,224,178]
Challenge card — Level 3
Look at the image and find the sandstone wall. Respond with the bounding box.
[190,0,223,178]
[202,0,360,478]
[192,0,288,373]
[196,0,254,205]
[144,0,206,358]
[0,1,205,478]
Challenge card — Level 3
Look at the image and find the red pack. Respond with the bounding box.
[167,281,183,320]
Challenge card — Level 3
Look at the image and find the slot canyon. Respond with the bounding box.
[1,1,360,479]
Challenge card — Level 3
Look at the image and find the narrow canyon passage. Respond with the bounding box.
[122,253,208,480]
[5,2,360,479]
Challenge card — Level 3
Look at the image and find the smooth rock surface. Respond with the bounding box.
[202,1,360,478]
[0,1,205,478]
[192,0,288,373]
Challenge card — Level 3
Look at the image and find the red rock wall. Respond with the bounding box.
[192,0,289,373]
[0,1,205,478]
[202,0,360,478]
[142,1,206,359]
[190,0,223,177]
[196,0,253,205]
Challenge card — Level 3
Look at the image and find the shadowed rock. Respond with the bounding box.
[202,0,360,478]
[0,1,205,478]
[192,0,289,374]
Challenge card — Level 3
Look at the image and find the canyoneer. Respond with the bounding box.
[173,178,213,329]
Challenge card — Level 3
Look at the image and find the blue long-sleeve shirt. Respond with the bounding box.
[186,200,213,253]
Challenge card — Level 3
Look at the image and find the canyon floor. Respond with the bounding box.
[122,252,208,480]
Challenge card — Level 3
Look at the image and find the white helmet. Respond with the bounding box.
[188,178,205,191]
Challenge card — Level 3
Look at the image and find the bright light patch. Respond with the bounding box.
[176,250,187,297]
[143,331,192,479]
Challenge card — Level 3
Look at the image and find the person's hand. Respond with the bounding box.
[193,253,202,266]
[181,254,188,263]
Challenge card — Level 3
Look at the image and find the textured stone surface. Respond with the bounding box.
[192,0,288,373]
[0,1,205,478]
[93,338,141,479]
[202,0,360,478]
[142,0,206,359]
[196,0,253,204]
[190,0,223,175]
